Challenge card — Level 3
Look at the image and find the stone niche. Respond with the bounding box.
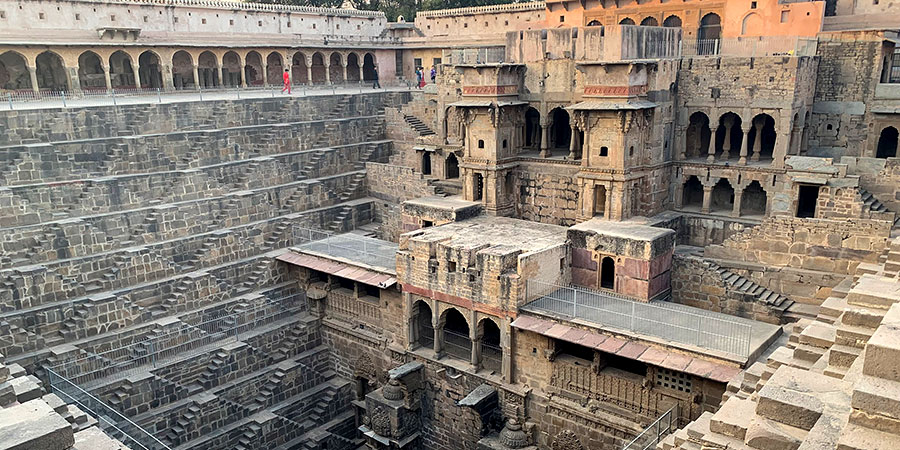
[568,218,675,301]
[361,362,425,449]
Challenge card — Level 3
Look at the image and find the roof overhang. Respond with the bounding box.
[566,100,657,111]
[276,251,397,289]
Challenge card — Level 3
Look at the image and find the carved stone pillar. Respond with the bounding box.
[132,63,142,89]
[605,185,613,220]
[732,190,743,218]
[358,65,364,82]
[325,62,331,84]
[217,65,224,88]
[674,182,684,209]
[721,116,734,160]
[192,65,200,89]
[102,65,112,91]
[706,127,716,162]
[751,117,765,162]
[540,122,549,158]
[27,66,39,93]
[432,315,443,358]
[342,63,348,84]
[470,330,480,368]
[738,128,749,165]
[306,66,313,86]
[701,186,713,214]
[568,124,577,160]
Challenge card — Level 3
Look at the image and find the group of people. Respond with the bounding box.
[415,66,437,89]
[278,66,381,94]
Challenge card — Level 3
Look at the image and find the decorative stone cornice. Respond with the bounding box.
[416,1,545,19]
[33,0,386,18]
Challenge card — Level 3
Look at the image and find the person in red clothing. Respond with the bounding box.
[281,69,291,94]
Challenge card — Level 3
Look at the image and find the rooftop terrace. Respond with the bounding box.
[403,216,568,254]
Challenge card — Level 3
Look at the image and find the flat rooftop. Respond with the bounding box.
[294,233,398,274]
[571,217,675,242]
[407,216,568,253]
[403,195,482,212]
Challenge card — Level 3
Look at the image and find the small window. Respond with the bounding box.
[478,140,485,149]
[751,1,757,8]
[0,11,6,19]
[336,24,340,29]
[75,13,81,20]
[143,16,148,22]
[229,19,234,25]
[313,23,316,29]
[504,20,509,26]
[38,12,45,19]
[449,261,457,272]
[464,23,468,28]
[629,146,634,156]
[287,21,291,27]
[174,17,179,23]
[657,368,693,393]
[781,11,790,23]
[560,15,565,23]
[201,18,206,24]
[502,139,508,148]
[258,20,262,26]
[559,257,565,271]
[422,220,433,228]
[600,146,608,157]
[110,14,115,21]
[357,25,361,30]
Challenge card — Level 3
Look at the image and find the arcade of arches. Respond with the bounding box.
[685,111,778,164]
[0,47,380,93]
[411,301,504,372]
[677,174,769,218]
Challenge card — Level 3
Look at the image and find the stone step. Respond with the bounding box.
[710,396,756,440]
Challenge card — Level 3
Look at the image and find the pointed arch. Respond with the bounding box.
[245,51,263,86]
[222,51,242,87]
[36,51,68,91]
[0,51,31,90]
[138,50,163,89]
[329,52,344,84]
[171,50,194,89]
[108,51,136,89]
[77,51,105,90]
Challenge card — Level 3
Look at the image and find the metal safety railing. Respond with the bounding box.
[46,367,172,450]
[523,280,753,357]
[442,47,506,65]
[682,37,818,58]
[293,226,397,271]
[622,405,679,450]
[443,328,473,361]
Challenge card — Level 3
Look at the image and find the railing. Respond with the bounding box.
[443,328,472,361]
[481,341,502,372]
[293,226,398,271]
[622,405,679,450]
[46,367,172,450]
[682,37,818,58]
[443,47,506,65]
[523,280,753,358]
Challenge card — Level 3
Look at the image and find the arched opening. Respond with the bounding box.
[663,15,682,28]
[362,53,377,81]
[619,17,635,25]
[138,51,162,89]
[748,114,777,161]
[473,173,484,201]
[35,51,67,91]
[710,178,734,214]
[197,51,218,88]
[0,51,31,91]
[108,51,136,89]
[421,151,432,175]
[222,51,242,87]
[741,181,767,217]
[171,50,194,89]
[442,308,471,361]
[600,256,615,290]
[587,20,602,27]
[77,51,105,90]
[478,318,501,372]
[311,52,327,84]
[699,13,722,41]
[741,13,764,36]
[346,53,361,82]
[681,176,704,211]
[446,153,459,179]
[714,113,743,160]
[413,300,434,349]
[593,185,607,217]
[640,16,659,27]
[524,107,541,149]
[245,51,263,86]
[291,53,308,85]
[550,108,571,150]
[877,126,898,158]
[266,52,283,86]
[329,53,343,84]
[687,112,711,158]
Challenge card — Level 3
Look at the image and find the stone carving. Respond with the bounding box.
[354,352,377,382]
[551,430,585,450]
[395,410,420,438]
[370,406,392,437]
[382,378,404,400]
[499,419,529,448]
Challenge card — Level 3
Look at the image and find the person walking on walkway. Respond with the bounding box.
[373,67,381,89]
[430,66,436,84]
[281,69,291,94]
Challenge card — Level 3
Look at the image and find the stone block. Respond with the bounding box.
[0,399,75,450]
[852,375,900,420]
[863,304,900,381]
[709,396,755,440]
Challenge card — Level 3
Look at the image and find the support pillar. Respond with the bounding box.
[192,65,200,90]
[28,66,39,94]
[358,65,364,82]
[217,65,224,88]
[706,128,716,162]
[325,63,331,84]
[732,190,743,218]
[132,63,141,89]
[605,185,613,220]
[721,117,734,160]
[674,183,684,209]
[470,331,480,368]
[751,118,764,162]
[432,316,443,359]
[102,66,112,92]
[163,65,175,91]
[539,123,549,158]
[306,66,313,85]
[342,63,348,84]
[738,128,749,165]
[701,186,713,214]
[263,64,269,86]
[568,125,577,160]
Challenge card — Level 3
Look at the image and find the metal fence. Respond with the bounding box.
[523,280,753,358]
[293,226,397,271]
[46,293,305,386]
[442,47,506,65]
[46,367,172,450]
[622,405,679,450]
[682,37,818,58]
[443,328,473,361]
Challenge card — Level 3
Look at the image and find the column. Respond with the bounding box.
[674,182,684,209]
[433,317,443,358]
[751,118,763,162]
[738,128,749,165]
[358,66,364,83]
[217,65,224,88]
[605,185,613,220]
[306,66,313,86]
[540,122,549,158]
[325,62,331,84]
[701,186,713,214]
[162,65,175,91]
[470,330,481,368]
[28,66,39,94]
[240,64,247,88]
[732,189,743,218]
[721,116,734,160]
[132,63,141,89]
[102,66,112,92]
[568,124,577,160]
[706,127,716,162]
[192,65,200,89]
[342,63,348,84]
[263,64,270,86]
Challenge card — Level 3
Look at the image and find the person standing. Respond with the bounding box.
[430,65,436,84]
[415,68,422,89]
[373,66,381,89]
[281,69,291,94]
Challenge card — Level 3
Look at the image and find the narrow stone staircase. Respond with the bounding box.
[403,114,436,136]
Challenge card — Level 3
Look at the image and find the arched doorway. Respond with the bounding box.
[600,256,615,290]
[742,13,764,36]
[0,51,31,90]
[171,51,194,89]
[687,112,711,158]
[222,51,242,87]
[197,51,218,88]
[619,18,635,25]
[473,173,484,201]
[291,53,308,85]
[715,113,743,160]
[877,126,898,158]
[663,15,682,28]
[748,114,777,161]
[442,308,471,361]
[138,51,163,89]
[266,52,283,86]
[710,178,734,214]
[245,51,263,86]
[413,300,434,349]
[641,16,659,26]
[699,13,722,41]
[525,107,541,149]
[587,20,602,27]
[36,51,67,91]
[550,108,571,150]
[478,318,501,372]
[347,53,361,82]
[109,51,135,89]
[311,52,327,84]
[446,153,459,179]
[422,152,432,175]
[363,53,377,81]
[681,176,703,210]
[329,53,343,84]
[593,185,607,217]
[77,51,105,90]
[741,181,767,217]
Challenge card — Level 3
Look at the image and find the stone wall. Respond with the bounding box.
[843,156,900,213]
[516,161,580,226]
[366,162,440,241]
